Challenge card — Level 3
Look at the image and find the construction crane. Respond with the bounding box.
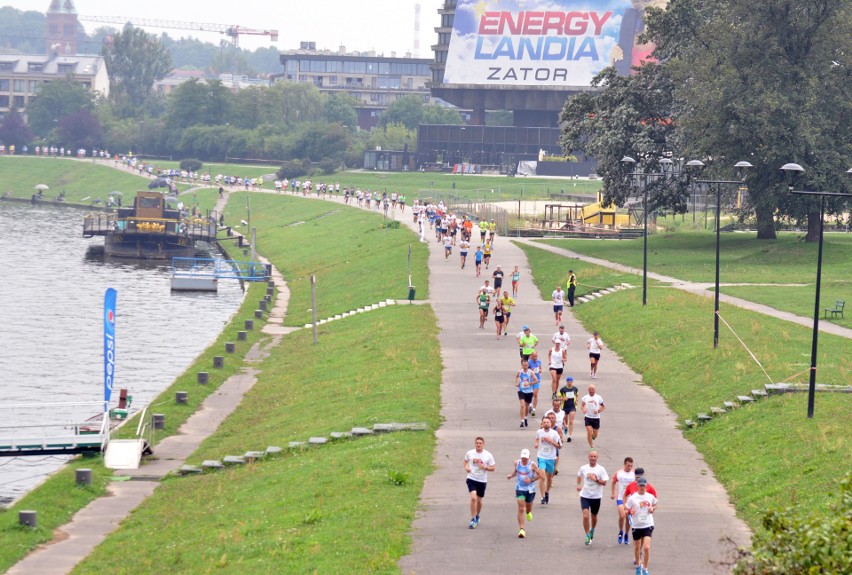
[78,15,278,46]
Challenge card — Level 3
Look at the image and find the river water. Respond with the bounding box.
[0,201,244,505]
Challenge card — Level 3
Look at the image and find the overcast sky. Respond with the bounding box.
[4,0,442,55]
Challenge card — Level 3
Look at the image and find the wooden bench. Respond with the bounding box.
[824,300,845,319]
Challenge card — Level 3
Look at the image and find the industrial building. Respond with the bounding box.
[419,0,658,173]
[276,42,434,130]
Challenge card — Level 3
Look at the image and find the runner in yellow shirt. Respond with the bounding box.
[501,291,516,336]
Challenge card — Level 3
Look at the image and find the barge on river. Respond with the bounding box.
[83,191,217,259]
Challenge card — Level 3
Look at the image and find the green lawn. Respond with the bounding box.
[223,193,430,326]
[515,240,655,301]
[522,243,851,528]
[0,156,159,204]
[72,304,442,575]
[540,232,852,327]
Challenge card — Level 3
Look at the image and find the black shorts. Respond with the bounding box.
[632,526,654,539]
[521,353,531,361]
[517,391,533,404]
[466,478,487,498]
[494,281,502,290]
[564,403,576,413]
[589,352,601,360]
[580,496,602,515]
[495,315,505,324]
[584,417,600,430]
[549,366,564,374]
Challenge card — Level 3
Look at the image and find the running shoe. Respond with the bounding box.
[469,519,476,529]
[526,511,533,521]
[518,528,526,538]
[530,407,536,416]
[524,419,529,427]
[584,533,592,546]
[618,532,623,544]
[589,528,595,540]
[643,570,650,575]
[624,532,630,544]
[566,436,572,443]
[552,393,558,401]
[635,567,642,575]
[540,496,547,505]
[520,421,525,428]
[475,515,480,526]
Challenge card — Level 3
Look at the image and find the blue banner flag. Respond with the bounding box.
[104,288,117,411]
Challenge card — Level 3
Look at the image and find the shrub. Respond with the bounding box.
[179,158,203,172]
[277,159,307,180]
[735,471,852,574]
[319,157,337,175]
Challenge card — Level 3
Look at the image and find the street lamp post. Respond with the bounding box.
[780,163,852,419]
[688,160,753,348]
[621,156,680,306]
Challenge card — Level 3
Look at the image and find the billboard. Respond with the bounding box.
[443,0,665,88]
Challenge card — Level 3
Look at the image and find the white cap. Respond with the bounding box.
[520,449,530,459]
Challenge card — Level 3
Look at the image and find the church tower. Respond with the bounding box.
[45,0,79,55]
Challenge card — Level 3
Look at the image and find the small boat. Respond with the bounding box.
[83,191,217,259]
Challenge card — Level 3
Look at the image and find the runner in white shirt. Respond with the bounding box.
[534,416,561,505]
[552,325,571,348]
[551,285,566,325]
[611,456,636,545]
[548,340,567,399]
[576,450,609,546]
[626,478,658,575]
[580,384,606,449]
[463,436,496,529]
[587,330,605,378]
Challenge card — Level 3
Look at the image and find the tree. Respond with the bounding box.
[324,93,358,128]
[421,104,463,125]
[643,0,852,240]
[102,26,172,114]
[561,0,851,240]
[559,65,683,214]
[289,122,351,162]
[25,80,94,137]
[165,79,231,130]
[367,123,416,153]
[0,108,33,149]
[378,95,425,130]
[57,109,103,149]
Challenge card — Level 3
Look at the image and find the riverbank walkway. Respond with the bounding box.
[11,183,838,574]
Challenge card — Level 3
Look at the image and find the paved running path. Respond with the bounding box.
[513,238,852,340]
[398,225,751,575]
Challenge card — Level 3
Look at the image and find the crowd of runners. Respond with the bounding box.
[441,213,659,575]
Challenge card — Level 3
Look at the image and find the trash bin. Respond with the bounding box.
[407,286,416,302]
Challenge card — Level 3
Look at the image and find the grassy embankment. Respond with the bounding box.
[222,192,430,326]
[0,156,221,213]
[541,232,852,328]
[519,242,851,529]
[0,192,442,574]
[71,193,441,574]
